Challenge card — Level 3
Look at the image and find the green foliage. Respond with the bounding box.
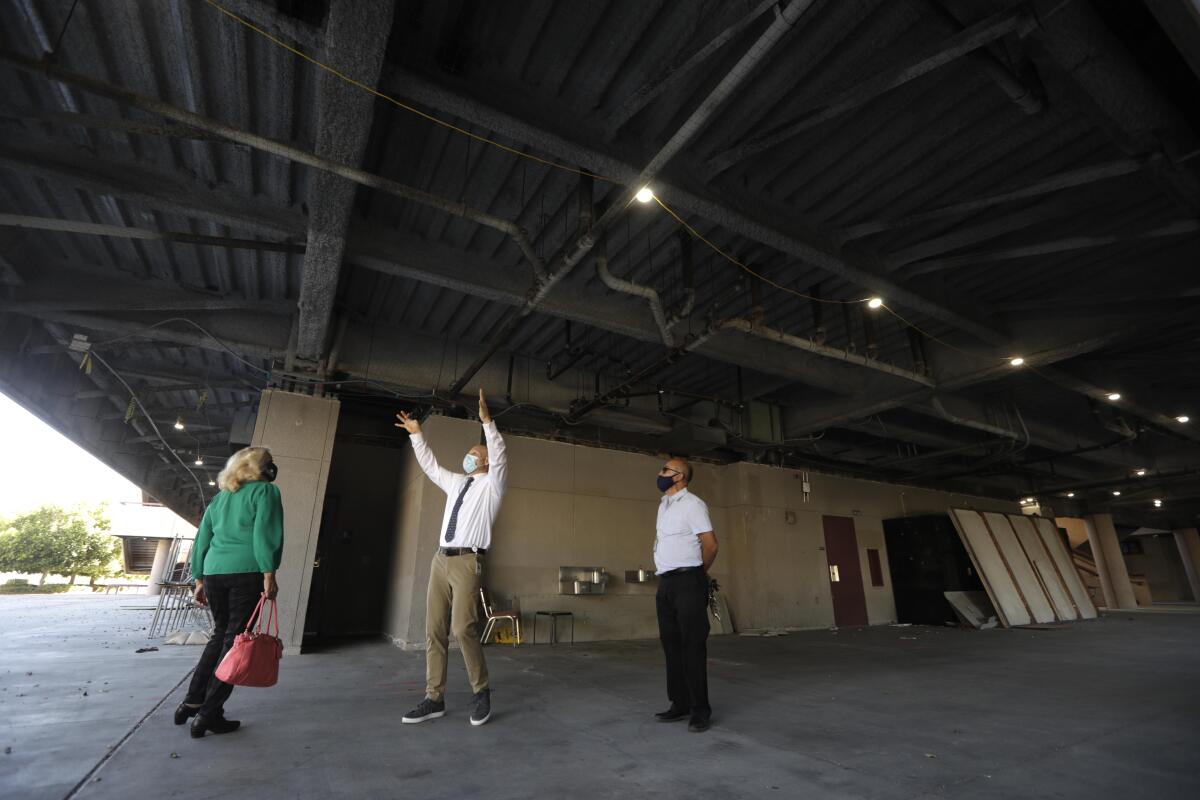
[0,582,71,594]
[0,504,120,584]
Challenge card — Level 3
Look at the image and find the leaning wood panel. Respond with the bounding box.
[950,509,1031,627]
[1033,516,1098,619]
[982,512,1056,624]
[1009,514,1077,621]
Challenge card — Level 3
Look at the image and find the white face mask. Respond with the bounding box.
[463,454,479,474]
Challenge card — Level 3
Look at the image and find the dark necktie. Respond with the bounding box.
[444,477,475,543]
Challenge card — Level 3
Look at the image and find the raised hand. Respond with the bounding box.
[395,410,421,435]
[478,388,492,424]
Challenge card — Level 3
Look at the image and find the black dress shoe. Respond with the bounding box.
[174,703,200,726]
[688,713,711,733]
[190,713,241,738]
[655,706,689,722]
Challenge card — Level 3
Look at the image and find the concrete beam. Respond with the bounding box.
[295,1,393,361]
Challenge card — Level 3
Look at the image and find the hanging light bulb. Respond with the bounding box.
[174,417,185,430]
[194,454,204,466]
[1066,492,1075,498]
[1112,490,1121,496]
[867,297,883,309]
[1106,392,1121,402]
[1153,499,1162,508]
[635,186,654,203]
[1135,469,1147,477]
[208,480,216,487]
[1009,357,1025,367]
[1177,415,1190,424]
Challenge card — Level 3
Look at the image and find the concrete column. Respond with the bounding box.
[1173,528,1200,603]
[143,538,172,596]
[1085,514,1138,609]
[251,389,340,656]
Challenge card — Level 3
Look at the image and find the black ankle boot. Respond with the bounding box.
[174,703,201,726]
[190,713,241,738]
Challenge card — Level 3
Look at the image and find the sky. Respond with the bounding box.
[0,390,194,536]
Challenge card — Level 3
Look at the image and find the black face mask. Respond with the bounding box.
[262,462,278,482]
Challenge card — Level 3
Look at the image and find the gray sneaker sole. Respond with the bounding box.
[469,711,491,726]
[402,710,445,724]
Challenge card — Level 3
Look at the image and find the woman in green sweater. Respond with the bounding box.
[176,446,284,738]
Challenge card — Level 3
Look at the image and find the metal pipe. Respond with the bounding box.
[718,318,935,386]
[0,49,547,281]
[443,0,814,396]
[595,252,675,347]
[566,329,718,422]
[927,397,1021,440]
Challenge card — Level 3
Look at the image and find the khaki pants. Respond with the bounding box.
[425,551,489,701]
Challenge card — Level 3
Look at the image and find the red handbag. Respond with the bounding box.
[215,594,283,687]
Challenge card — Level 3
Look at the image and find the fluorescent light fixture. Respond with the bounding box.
[635,186,654,203]
[1106,392,1121,401]
[1009,357,1025,367]
[1177,415,1190,424]
[174,417,185,430]
[867,297,883,309]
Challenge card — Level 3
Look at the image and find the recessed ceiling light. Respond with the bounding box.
[1112,490,1121,496]
[867,297,883,309]
[635,186,654,203]
[1107,392,1121,401]
[1010,357,1025,367]
[1177,415,1190,424]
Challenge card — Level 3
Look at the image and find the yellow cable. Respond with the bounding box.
[653,195,868,305]
[203,0,612,182]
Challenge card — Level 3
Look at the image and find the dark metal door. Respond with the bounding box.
[823,515,869,626]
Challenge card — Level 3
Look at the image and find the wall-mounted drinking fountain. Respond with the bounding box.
[559,566,608,595]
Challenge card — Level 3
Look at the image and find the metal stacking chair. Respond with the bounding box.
[479,588,521,646]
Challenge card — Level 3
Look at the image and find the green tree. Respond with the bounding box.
[0,505,119,586]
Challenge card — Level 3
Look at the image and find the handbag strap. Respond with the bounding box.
[243,594,267,635]
[262,596,280,638]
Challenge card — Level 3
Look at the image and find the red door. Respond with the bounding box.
[823,515,869,626]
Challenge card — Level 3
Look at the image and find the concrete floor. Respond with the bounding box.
[3,596,1198,799]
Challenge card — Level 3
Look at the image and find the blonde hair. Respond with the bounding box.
[217,446,272,492]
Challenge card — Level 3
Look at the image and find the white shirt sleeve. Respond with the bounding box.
[409,432,457,495]
[483,421,507,495]
[688,497,713,535]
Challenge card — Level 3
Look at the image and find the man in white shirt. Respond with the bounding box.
[394,389,507,727]
[653,457,718,732]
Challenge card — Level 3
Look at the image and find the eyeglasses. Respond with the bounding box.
[659,466,682,476]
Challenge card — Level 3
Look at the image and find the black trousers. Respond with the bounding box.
[185,572,262,717]
[655,568,710,715]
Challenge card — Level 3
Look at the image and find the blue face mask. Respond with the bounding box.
[657,474,676,493]
[463,454,479,474]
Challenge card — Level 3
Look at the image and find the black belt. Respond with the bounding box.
[658,566,703,576]
[438,547,486,557]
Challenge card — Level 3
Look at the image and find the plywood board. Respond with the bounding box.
[944,590,998,628]
[982,513,1057,624]
[950,509,1031,627]
[1010,515,1077,621]
[1033,516,1099,619]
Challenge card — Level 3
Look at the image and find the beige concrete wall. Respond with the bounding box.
[251,390,339,656]
[381,416,1020,645]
